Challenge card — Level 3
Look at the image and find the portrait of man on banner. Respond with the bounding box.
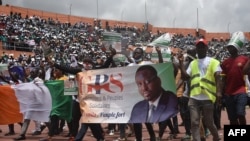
[129,65,178,123]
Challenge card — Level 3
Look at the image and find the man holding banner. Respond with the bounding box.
[51,47,117,141]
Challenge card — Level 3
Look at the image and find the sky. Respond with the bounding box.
[2,0,250,33]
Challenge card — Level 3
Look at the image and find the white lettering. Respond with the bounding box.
[235,129,240,136]
[228,129,247,136]
[241,129,246,136]
[228,129,235,136]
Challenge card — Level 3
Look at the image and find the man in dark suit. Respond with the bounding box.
[129,65,178,123]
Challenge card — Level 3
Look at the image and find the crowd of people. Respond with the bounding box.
[0,11,250,141]
[1,12,250,64]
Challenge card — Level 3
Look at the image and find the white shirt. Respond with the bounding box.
[186,56,222,100]
[147,93,162,121]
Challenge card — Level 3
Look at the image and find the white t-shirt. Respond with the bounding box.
[128,60,154,66]
[186,56,222,100]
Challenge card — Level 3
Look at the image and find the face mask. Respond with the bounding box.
[134,58,142,63]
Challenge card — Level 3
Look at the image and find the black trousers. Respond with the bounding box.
[75,123,104,141]
[71,100,82,137]
[179,96,191,135]
[213,103,222,129]
[133,123,155,141]
[7,122,22,133]
[158,118,175,138]
[48,115,60,136]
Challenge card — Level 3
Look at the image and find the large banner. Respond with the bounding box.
[77,62,178,123]
[148,33,172,47]
[102,32,122,52]
[147,33,172,62]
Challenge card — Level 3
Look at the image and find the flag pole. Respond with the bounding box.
[145,0,148,23]
[97,0,99,20]
[196,8,199,37]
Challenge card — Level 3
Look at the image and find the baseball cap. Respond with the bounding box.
[195,38,208,46]
[226,31,245,51]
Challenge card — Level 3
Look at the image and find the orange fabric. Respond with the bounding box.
[0,85,23,125]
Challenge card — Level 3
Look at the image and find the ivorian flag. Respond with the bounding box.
[0,81,52,125]
[45,80,72,122]
[0,85,23,125]
[0,80,73,124]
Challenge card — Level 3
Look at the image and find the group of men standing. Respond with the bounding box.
[178,31,249,141]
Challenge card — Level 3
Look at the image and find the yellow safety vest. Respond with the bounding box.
[190,58,220,103]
